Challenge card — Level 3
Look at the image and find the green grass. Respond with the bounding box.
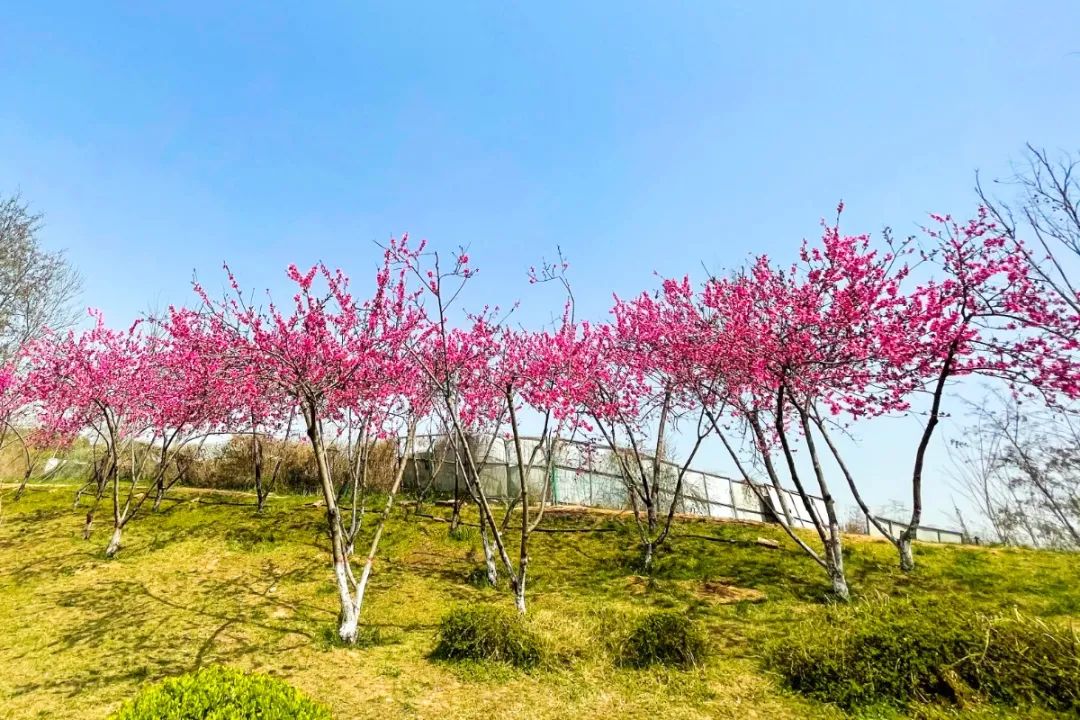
[0,484,1077,719]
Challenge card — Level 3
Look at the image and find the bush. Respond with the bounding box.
[448,525,477,543]
[109,665,332,719]
[432,605,543,667]
[764,597,1080,712]
[618,610,708,669]
[976,612,1080,711]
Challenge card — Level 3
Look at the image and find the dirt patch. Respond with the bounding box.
[695,580,766,605]
[624,574,654,595]
[623,575,766,605]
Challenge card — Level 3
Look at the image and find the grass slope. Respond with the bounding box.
[0,485,1077,719]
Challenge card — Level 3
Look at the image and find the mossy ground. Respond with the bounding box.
[0,484,1077,719]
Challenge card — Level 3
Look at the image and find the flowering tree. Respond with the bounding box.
[566,285,711,571]
[23,312,156,556]
[165,304,295,512]
[688,208,1079,585]
[878,210,1080,570]
[427,313,509,585]
[978,144,1080,318]
[142,311,232,511]
[498,313,588,611]
[13,201,1074,614]
[224,361,292,515]
[22,310,223,554]
[191,252,428,643]
[0,362,46,501]
[392,245,523,605]
[391,246,586,612]
[679,216,916,599]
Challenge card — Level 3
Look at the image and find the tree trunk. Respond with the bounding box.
[479,510,498,586]
[507,389,530,614]
[107,438,123,558]
[899,536,915,573]
[354,426,416,616]
[642,540,654,572]
[151,440,171,512]
[798,403,850,602]
[513,564,526,614]
[648,392,672,534]
[105,525,122,558]
[14,464,32,500]
[304,406,359,644]
[827,544,850,601]
[773,389,828,550]
[152,471,165,511]
[253,428,265,513]
[749,413,796,526]
[449,470,462,532]
[902,343,958,573]
[444,406,521,605]
[12,426,34,501]
[335,561,359,644]
[81,456,109,541]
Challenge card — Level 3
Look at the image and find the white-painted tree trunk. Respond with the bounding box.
[105,525,122,558]
[899,536,915,573]
[305,407,362,645]
[334,560,359,644]
[642,541,654,572]
[513,565,527,614]
[826,542,850,601]
[354,562,374,612]
[480,520,498,586]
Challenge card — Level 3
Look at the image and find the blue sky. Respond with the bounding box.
[2,2,1078,525]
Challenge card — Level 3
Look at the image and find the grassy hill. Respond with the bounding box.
[0,484,1076,719]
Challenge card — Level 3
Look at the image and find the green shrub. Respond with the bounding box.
[618,610,708,669]
[448,525,477,542]
[465,566,493,588]
[764,597,1080,712]
[975,612,1080,711]
[109,665,332,719]
[432,605,543,667]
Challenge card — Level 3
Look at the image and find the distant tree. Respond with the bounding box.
[951,391,1079,549]
[394,245,565,614]
[0,194,81,361]
[977,144,1079,316]
[881,210,1079,570]
[840,506,869,536]
[578,284,710,573]
[23,313,154,556]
